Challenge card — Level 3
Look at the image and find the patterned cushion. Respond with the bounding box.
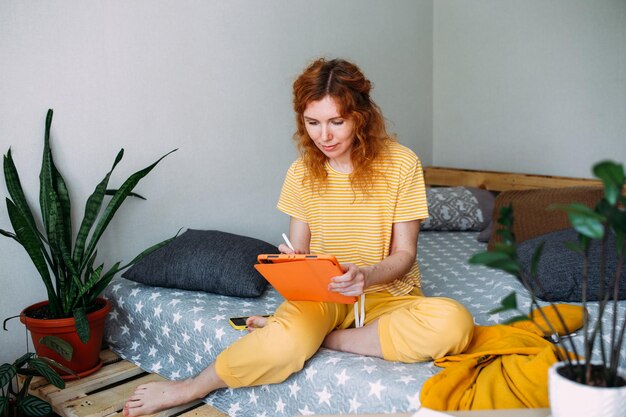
[421,187,494,231]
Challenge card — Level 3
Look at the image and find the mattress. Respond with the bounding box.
[103,231,626,416]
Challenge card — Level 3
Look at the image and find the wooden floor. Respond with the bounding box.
[29,349,227,417]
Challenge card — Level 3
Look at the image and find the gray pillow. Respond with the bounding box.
[122,229,277,297]
[476,221,494,243]
[517,228,625,302]
[421,187,495,232]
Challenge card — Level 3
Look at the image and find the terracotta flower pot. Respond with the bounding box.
[20,297,111,379]
[548,361,626,417]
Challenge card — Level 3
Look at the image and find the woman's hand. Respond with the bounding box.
[328,263,368,297]
[245,315,269,332]
[277,243,305,254]
[279,217,311,254]
[333,220,419,290]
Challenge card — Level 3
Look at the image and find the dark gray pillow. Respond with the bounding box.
[517,228,625,302]
[122,229,277,297]
[421,186,495,232]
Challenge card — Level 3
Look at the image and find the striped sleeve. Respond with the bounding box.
[276,160,307,222]
[393,148,429,223]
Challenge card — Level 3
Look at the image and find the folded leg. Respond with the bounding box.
[216,299,349,387]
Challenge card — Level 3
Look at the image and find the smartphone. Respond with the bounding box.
[228,315,271,330]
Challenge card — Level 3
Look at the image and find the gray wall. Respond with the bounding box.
[0,1,432,362]
[433,0,626,177]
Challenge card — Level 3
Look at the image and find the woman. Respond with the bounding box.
[123,58,473,417]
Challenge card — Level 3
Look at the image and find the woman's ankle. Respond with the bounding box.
[187,363,227,399]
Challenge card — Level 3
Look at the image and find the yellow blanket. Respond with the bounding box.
[420,305,583,411]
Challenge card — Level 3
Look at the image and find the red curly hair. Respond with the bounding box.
[292,58,394,194]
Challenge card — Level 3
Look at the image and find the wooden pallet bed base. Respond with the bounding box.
[29,349,227,417]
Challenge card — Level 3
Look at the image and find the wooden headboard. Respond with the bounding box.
[423,166,601,192]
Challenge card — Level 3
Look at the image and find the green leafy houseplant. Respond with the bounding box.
[0,352,64,417]
[470,160,625,388]
[0,109,175,344]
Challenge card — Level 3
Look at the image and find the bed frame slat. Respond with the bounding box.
[423,166,601,191]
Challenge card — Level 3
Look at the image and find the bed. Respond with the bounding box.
[102,166,626,417]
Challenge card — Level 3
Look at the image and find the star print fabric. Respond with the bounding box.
[103,232,625,416]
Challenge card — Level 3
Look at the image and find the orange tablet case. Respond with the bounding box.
[254,254,357,304]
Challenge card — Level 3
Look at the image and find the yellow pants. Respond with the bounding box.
[215,289,474,388]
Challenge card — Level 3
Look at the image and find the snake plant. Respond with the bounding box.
[1,109,175,343]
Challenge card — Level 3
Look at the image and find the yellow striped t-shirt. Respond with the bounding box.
[276,141,429,295]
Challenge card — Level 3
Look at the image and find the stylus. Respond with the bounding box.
[282,233,295,252]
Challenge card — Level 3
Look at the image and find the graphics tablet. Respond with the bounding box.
[254,254,357,304]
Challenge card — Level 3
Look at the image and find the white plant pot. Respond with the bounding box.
[548,361,626,417]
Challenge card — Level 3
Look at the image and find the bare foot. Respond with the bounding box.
[123,380,198,417]
[246,315,269,332]
[123,363,225,417]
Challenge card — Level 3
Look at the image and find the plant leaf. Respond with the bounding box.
[53,199,82,315]
[502,315,531,325]
[578,233,592,251]
[19,395,52,417]
[41,189,65,310]
[552,203,605,239]
[0,396,8,417]
[81,149,176,273]
[6,199,61,315]
[39,110,76,314]
[85,233,178,305]
[0,228,18,240]
[76,264,105,307]
[27,358,65,389]
[85,251,98,278]
[606,205,626,234]
[496,205,514,227]
[616,231,625,257]
[469,251,507,265]
[85,263,120,306]
[73,306,90,344]
[3,149,39,236]
[530,241,545,277]
[39,336,73,361]
[105,189,146,200]
[488,292,519,314]
[39,110,59,259]
[48,145,72,260]
[36,356,76,378]
[117,233,178,272]
[491,241,516,257]
[565,241,584,254]
[13,352,34,369]
[593,160,625,205]
[469,251,520,276]
[0,363,16,388]
[73,149,124,265]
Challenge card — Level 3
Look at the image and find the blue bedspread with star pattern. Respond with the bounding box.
[103,231,625,416]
